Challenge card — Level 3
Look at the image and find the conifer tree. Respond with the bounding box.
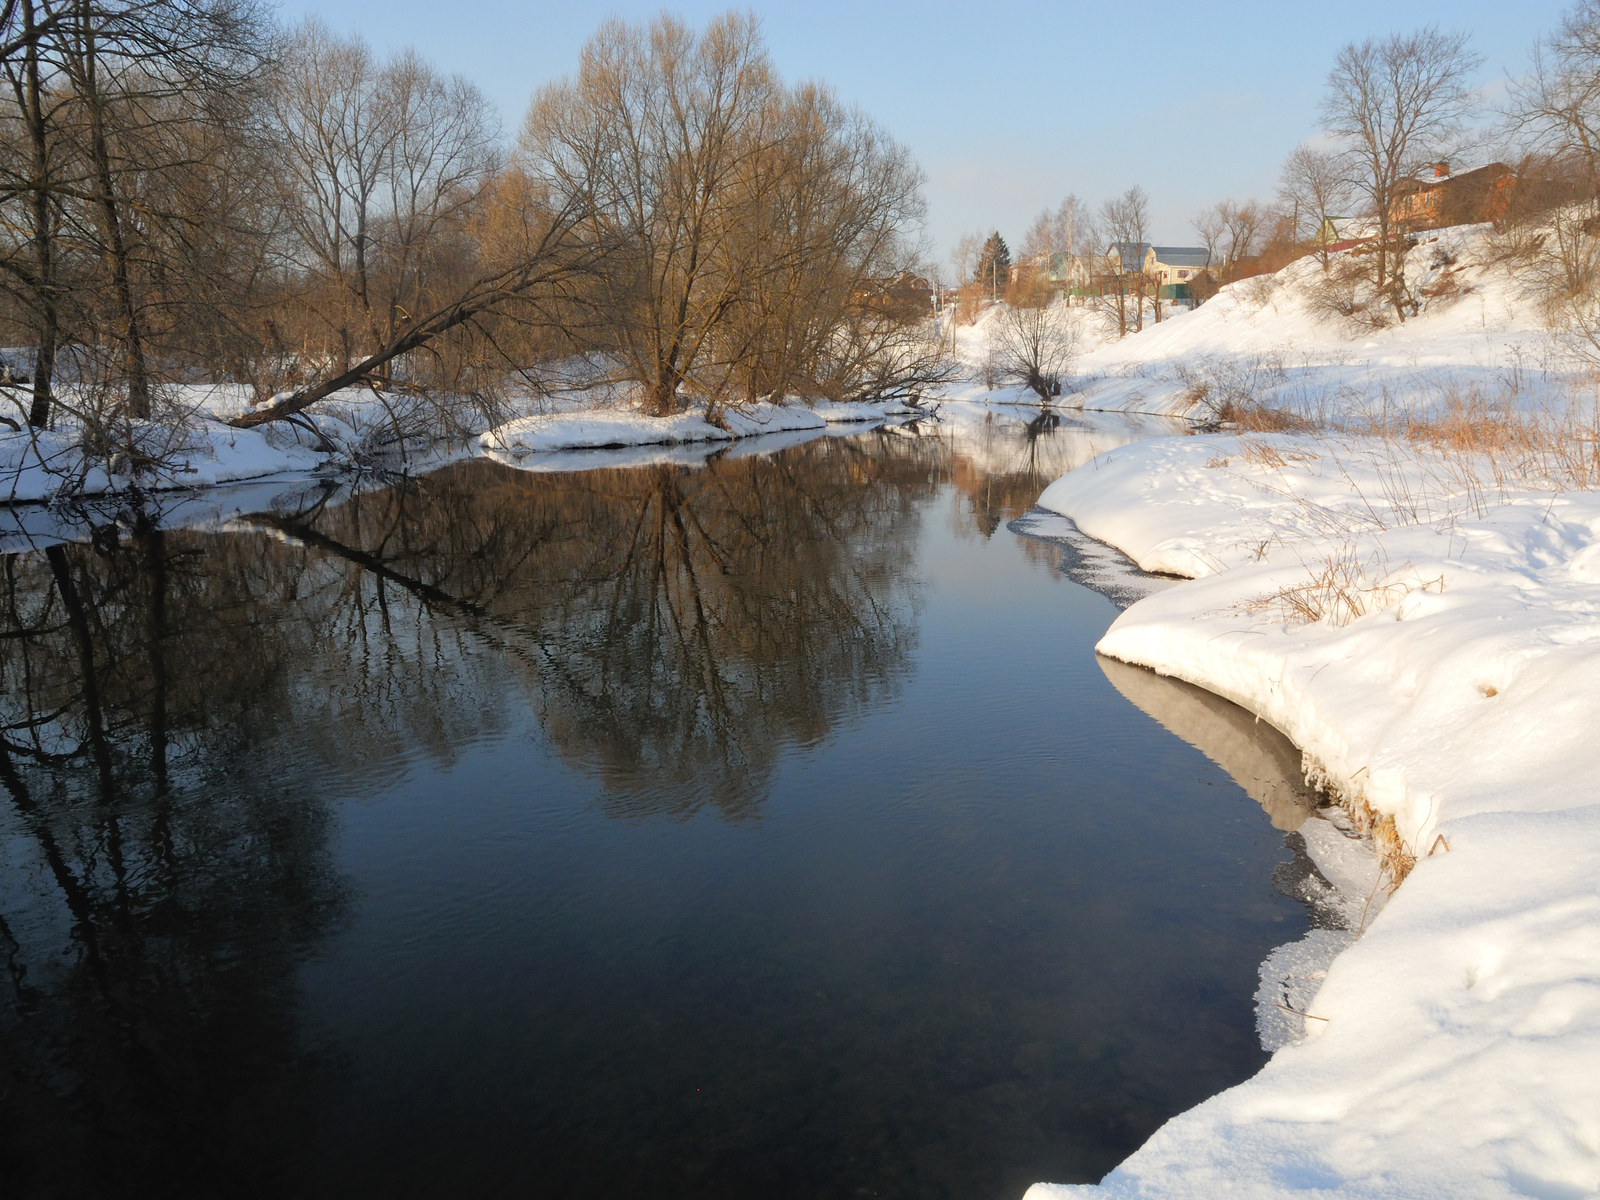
[974,231,1011,298]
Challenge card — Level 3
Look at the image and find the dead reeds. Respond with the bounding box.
[1231,542,1444,628]
[1356,388,1600,495]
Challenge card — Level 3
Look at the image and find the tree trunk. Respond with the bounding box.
[77,0,152,418]
[21,0,57,428]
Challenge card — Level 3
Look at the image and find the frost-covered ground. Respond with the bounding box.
[940,223,1579,421]
[1024,432,1600,1200]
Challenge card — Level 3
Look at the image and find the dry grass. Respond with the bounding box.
[1231,542,1444,628]
[1236,437,1319,469]
[1216,399,1320,433]
[1355,390,1600,494]
[1206,381,1600,507]
[1303,758,1420,893]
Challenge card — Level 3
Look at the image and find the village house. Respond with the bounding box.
[1391,162,1515,230]
[1143,246,1212,298]
[1065,243,1214,303]
[861,270,934,314]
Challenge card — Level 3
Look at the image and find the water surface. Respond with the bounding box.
[0,411,1314,1199]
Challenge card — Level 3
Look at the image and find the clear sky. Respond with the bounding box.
[276,0,1569,270]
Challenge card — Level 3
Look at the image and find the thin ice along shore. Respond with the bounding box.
[1019,433,1600,1200]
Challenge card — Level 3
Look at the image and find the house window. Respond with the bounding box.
[1178,270,1189,279]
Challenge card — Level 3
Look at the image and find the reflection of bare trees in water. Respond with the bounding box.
[945,411,1074,540]
[0,428,1104,1193]
[0,433,941,1192]
[256,432,940,818]
[940,411,1189,549]
[0,521,347,1198]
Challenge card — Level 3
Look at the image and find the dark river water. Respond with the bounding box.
[0,413,1317,1200]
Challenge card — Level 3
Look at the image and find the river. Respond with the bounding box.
[0,408,1326,1199]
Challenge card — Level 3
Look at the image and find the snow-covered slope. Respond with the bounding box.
[943,224,1571,420]
[1026,432,1600,1200]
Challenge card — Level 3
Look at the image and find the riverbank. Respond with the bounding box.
[0,392,919,505]
[1024,432,1600,1199]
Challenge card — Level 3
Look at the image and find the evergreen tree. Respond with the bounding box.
[973,231,1011,297]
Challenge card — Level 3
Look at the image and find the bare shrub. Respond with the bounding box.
[1306,249,1396,330]
[1220,403,1318,433]
[979,342,1002,390]
[991,303,1079,400]
[1175,354,1320,430]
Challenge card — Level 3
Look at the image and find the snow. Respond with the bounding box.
[816,399,894,422]
[477,400,895,457]
[940,224,1579,421]
[482,440,727,474]
[0,421,321,504]
[719,403,828,436]
[480,408,733,454]
[1024,431,1600,1200]
[0,381,911,505]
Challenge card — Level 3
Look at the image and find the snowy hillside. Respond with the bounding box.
[943,224,1575,420]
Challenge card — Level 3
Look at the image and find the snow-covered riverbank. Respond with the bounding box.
[0,393,918,505]
[1024,433,1600,1200]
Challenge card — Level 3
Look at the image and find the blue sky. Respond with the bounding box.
[278,0,1568,267]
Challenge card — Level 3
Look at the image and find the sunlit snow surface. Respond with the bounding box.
[940,223,1575,421]
[1026,432,1600,1200]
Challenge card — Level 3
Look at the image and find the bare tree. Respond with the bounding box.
[1220,199,1263,269]
[521,13,776,416]
[269,21,498,379]
[1021,193,1092,264]
[992,301,1079,399]
[1321,27,1483,319]
[519,12,932,417]
[0,0,269,427]
[949,230,982,285]
[1018,194,1093,303]
[228,177,593,428]
[1191,205,1225,270]
[0,6,940,469]
[1278,143,1353,267]
[0,0,70,426]
[710,79,929,406]
[1095,185,1150,336]
[1507,2,1600,198]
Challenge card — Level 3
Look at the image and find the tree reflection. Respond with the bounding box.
[939,409,1189,545]
[247,432,939,817]
[0,430,949,1194]
[0,519,348,1198]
